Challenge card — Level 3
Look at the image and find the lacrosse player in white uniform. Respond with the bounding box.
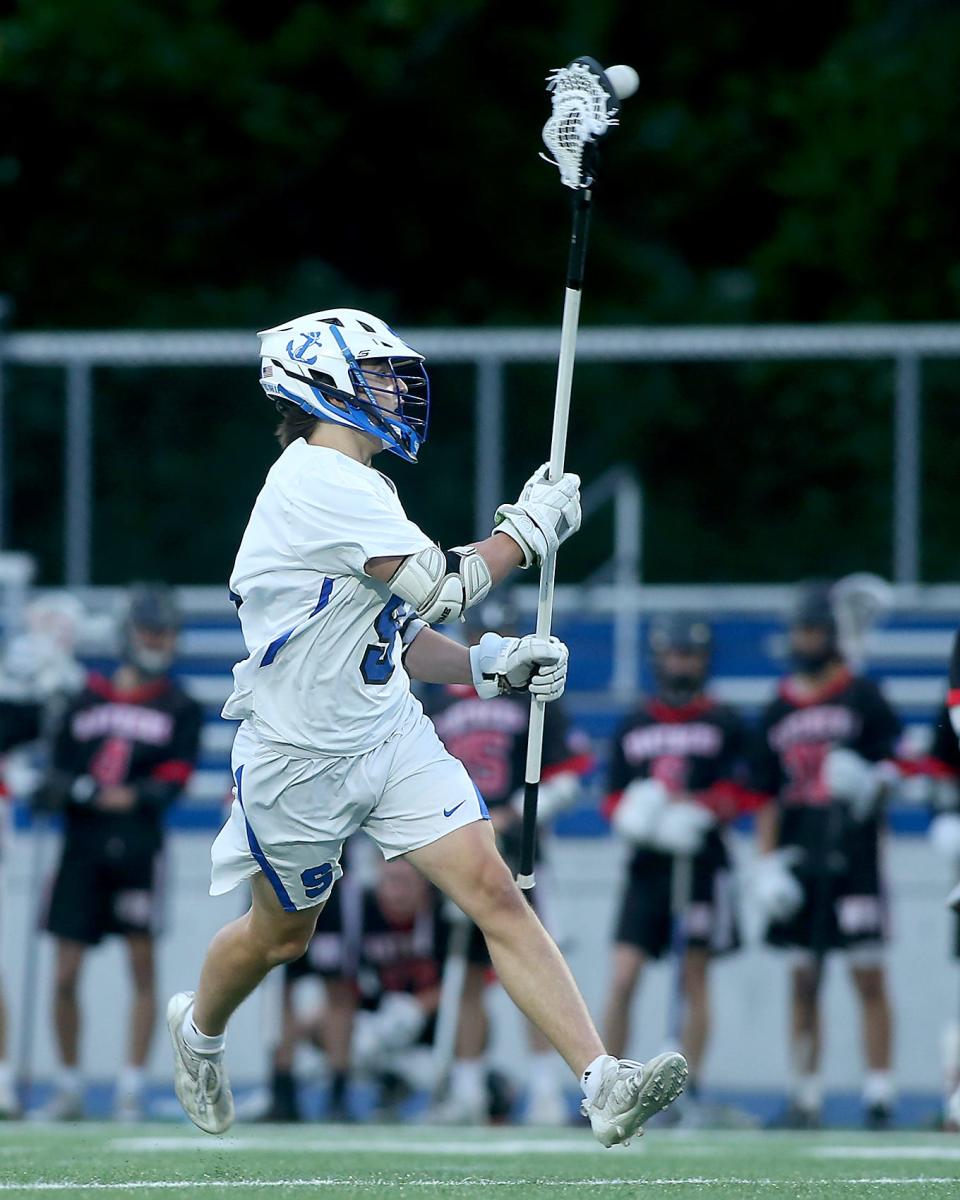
[166,309,686,1146]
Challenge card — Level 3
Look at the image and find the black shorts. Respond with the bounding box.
[45,832,164,945]
[765,834,887,954]
[613,849,739,960]
[285,878,361,982]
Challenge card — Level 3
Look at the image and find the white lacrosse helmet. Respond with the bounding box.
[257,308,430,462]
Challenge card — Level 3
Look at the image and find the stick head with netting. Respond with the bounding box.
[541,56,634,189]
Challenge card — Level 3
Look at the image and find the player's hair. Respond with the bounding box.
[274,400,320,449]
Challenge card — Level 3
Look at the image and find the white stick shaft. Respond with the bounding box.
[524,286,581,791]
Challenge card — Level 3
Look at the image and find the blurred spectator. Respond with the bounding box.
[425,597,593,1126]
[32,584,202,1121]
[602,614,756,1122]
[259,853,362,1123]
[751,583,900,1130]
[0,592,87,1118]
[262,857,446,1122]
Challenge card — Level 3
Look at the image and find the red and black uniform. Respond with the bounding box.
[43,672,202,944]
[914,700,960,958]
[606,696,755,959]
[752,668,901,953]
[429,686,592,963]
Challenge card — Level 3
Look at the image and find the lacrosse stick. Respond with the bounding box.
[430,899,472,1103]
[830,573,894,671]
[807,573,894,992]
[517,57,639,891]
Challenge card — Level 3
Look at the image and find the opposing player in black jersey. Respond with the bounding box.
[34,585,202,1121]
[603,615,756,1115]
[425,600,593,1125]
[752,584,900,1129]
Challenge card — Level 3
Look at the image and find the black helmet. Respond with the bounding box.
[122,583,180,676]
[648,613,712,704]
[788,580,840,673]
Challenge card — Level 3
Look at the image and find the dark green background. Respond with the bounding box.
[2,1,959,584]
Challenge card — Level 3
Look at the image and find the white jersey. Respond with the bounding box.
[222,440,433,756]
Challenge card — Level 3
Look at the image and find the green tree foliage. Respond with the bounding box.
[1,1,959,582]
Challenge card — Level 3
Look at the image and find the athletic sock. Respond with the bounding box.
[56,1066,82,1096]
[271,1068,298,1108]
[116,1065,145,1100]
[182,1006,225,1056]
[793,1073,822,1113]
[329,1070,349,1105]
[862,1070,895,1107]
[529,1052,558,1098]
[449,1058,486,1105]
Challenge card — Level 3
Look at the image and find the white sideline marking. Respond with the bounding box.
[813,1145,960,1160]
[1,1179,959,1191]
[109,1135,601,1156]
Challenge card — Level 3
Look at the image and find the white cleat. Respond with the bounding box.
[166,991,235,1135]
[581,1052,688,1148]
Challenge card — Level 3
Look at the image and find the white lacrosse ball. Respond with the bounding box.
[605,64,639,101]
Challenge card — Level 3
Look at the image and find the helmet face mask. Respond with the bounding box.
[648,614,712,705]
[258,309,430,462]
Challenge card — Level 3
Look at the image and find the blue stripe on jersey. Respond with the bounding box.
[260,577,334,667]
[472,782,491,820]
[311,577,334,616]
[235,765,296,912]
[260,627,295,667]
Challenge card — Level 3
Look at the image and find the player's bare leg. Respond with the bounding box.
[407,822,602,1074]
[407,821,686,1144]
[788,960,822,1125]
[603,944,644,1060]
[850,961,895,1126]
[192,875,321,1035]
[112,935,156,1120]
[168,873,321,1133]
[320,976,357,1120]
[0,984,15,1117]
[682,948,710,1088]
[41,939,86,1120]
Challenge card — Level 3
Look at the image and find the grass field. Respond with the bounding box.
[1,1124,959,1199]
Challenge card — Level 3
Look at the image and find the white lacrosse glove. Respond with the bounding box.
[930,813,960,863]
[753,849,805,924]
[469,631,568,701]
[493,464,581,568]
[510,771,581,825]
[352,992,427,1069]
[822,748,887,822]
[611,777,670,844]
[650,800,716,857]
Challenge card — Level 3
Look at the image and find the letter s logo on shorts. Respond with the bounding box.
[300,863,335,900]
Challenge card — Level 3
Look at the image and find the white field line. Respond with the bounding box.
[2,1180,960,1192]
[108,1135,602,1156]
[811,1146,960,1160]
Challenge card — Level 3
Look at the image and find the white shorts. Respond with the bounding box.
[210,704,489,912]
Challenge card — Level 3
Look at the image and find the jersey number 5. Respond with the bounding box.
[360,596,404,686]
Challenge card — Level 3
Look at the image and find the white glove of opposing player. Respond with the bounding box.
[930,813,960,863]
[469,631,568,701]
[753,849,805,924]
[650,800,716,856]
[611,777,670,844]
[352,992,427,1069]
[493,464,581,569]
[822,747,886,822]
[510,771,581,825]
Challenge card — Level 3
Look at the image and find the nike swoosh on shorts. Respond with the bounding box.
[443,800,467,818]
